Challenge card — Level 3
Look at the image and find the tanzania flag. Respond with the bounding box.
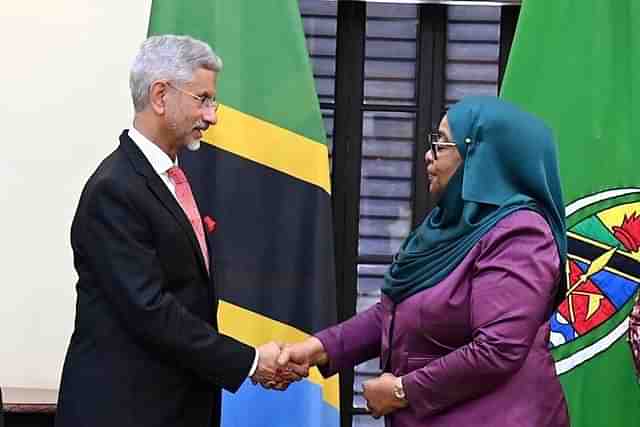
[148,2,339,427]
[501,1,640,426]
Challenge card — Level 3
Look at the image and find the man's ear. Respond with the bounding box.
[149,80,168,115]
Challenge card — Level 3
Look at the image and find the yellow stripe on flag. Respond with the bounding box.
[596,202,640,232]
[202,105,331,195]
[218,300,340,409]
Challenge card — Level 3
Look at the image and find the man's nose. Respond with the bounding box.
[202,105,217,126]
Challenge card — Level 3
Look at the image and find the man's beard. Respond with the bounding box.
[166,111,205,152]
[187,120,207,151]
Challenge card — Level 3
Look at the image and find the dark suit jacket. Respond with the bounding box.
[55,131,255,427]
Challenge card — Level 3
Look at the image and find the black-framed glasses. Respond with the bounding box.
[427,131,457,160]
[166,81,219,111]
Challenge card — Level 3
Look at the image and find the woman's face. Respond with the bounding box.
[425,115,462,198]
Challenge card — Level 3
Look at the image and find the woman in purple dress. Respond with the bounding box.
[281,96,570,426]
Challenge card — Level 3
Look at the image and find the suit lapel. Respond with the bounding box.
[119,131,209,276]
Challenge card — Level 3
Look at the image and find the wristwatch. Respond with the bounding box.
[392,376,407,401]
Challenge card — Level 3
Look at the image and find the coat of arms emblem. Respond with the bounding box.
[550,188,640,375]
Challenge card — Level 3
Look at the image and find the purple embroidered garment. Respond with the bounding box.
[316,211,570,427]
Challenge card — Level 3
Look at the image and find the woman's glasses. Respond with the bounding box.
[427,131,457,160]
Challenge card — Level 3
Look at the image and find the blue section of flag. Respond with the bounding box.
[221,378,338,427]
[575,260,639,309]
[550,311,576,345]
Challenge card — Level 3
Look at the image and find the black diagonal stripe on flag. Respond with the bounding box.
[180,143,336,335]
[568,234,640,279]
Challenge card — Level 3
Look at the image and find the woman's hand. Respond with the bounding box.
[277,337,328,372]
[362,373,408,419]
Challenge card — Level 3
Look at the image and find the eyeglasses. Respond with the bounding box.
[427,131,457,160]
[166,81,219,111]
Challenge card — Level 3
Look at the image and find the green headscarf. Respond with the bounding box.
[382,96,567,305]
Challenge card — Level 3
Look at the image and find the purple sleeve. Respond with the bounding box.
[402,215,560,418]
[314,302,384,377]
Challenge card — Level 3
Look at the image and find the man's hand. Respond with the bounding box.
[362,373,408,419]
[251,341,303,391]
[251,341,284,388]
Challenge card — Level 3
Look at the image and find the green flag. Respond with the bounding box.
[148,2,339,427]
[501,1,640,425]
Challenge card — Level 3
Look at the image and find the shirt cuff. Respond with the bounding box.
[248,348,259,378]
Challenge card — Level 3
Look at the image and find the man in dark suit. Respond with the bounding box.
[55,35,302,427]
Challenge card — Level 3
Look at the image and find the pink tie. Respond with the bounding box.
[167,166,210,274]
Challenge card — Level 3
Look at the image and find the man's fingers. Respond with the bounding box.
[288,362,309,378]
[275,370,299,383]
[273,381,289,391]
[277,347,290,366]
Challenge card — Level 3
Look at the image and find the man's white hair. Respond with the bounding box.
[129,35,222,112]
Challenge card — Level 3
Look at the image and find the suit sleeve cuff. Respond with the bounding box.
[247,348,259,378]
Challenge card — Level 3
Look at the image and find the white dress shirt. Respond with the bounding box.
[128,127,259,378]
[128,127,178,199]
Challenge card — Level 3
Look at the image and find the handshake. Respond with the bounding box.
[249,337,328,391]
